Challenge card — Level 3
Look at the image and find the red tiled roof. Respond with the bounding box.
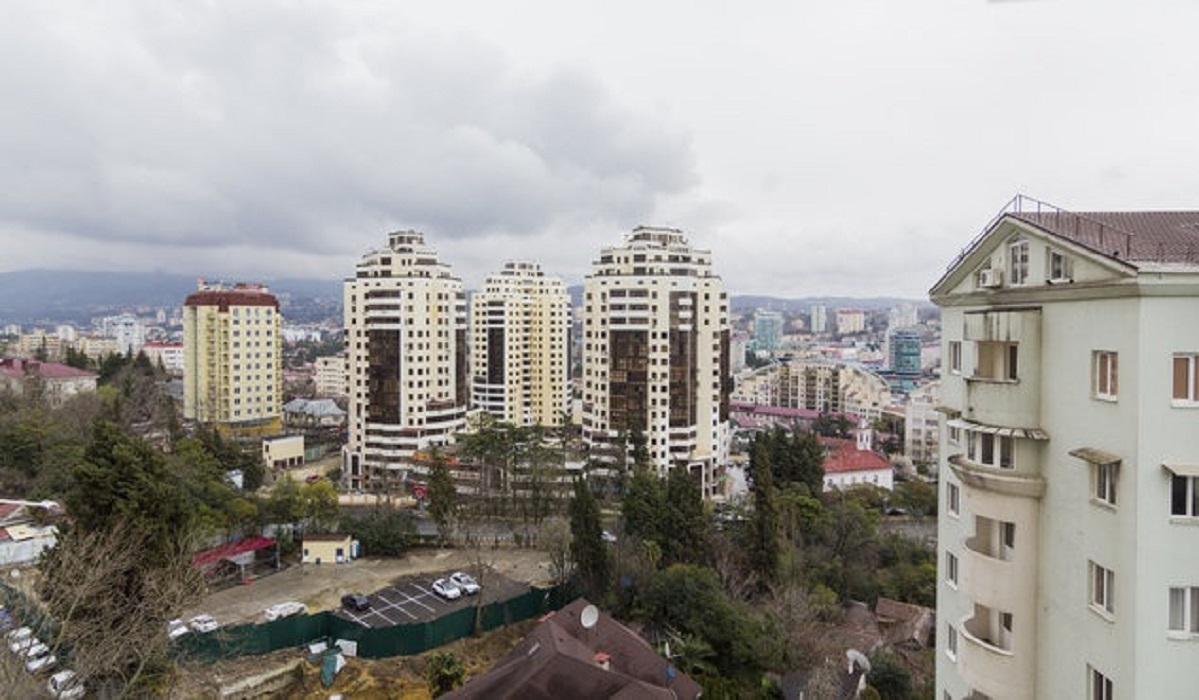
[0,359,96,380]
[184,286,279,311]
[823,445,891,474]
[1009,210,1199,265]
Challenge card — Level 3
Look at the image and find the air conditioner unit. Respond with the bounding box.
[978,269,1002,288]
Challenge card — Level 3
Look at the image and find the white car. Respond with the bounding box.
[431,578,462,600]
[10,636,36,655]
[188,615,220,633]
[5,626,31,644]
[26,652,56,674]
[264,601,307,621]
[22,641,49,659]
[167,619,189,641]
[48,670,84,699]
[449,572,480,595]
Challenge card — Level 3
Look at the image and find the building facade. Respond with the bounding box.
[469,261,571,427]
[836,308,867,335]
[183,283,282,431]
[732,360,893,422]
[581,226,731,497]
[932,197,1199,700]
[752,310,783,353]
[343,231,468,492]
[903,381,939,466]
[313,354,348,397]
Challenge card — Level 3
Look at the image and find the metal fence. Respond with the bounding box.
[174,583,569,663]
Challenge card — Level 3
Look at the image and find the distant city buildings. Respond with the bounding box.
[581,226,730,497]
[99,313,146,354]
[343,231,468,492]
[835,308,866,335]
[0,358,97,407]
[752,310,783,353]
[932,197,1199,700]
[142,341,184,375]
[182,282,283,433]
[313,354,348,398]
[733,360,892,422]
[469,261,571,427]
[810,304,828,334]
[902,381,939,466]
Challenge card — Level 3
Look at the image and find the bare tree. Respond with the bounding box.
[538,516,573,583]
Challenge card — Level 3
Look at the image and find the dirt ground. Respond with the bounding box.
[186,547,552,627]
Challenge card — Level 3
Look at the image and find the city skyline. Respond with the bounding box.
[3,2,1197,299]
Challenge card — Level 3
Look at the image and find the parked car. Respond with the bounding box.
[264,601,308,621]
[341,593,370,612]
[601,530,617,543]
[10,635,37,655]
[188,615,220,633]
[305,474,322,483]
[22,641,50,659]
[449,572,480,595]
[26,652,56,674]
[167,619,190,641]
[47,670,85,699]
[5,626,31,644]
[432,578,462,600]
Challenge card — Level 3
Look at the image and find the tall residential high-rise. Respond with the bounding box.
[888,329,922,375]
[469,261,571,427]
[581,226,730,496]
[931,197,1199,700]
[752,310,783,353]
[343,231,468,492]
[183,282,282,432]
[810,304,828,334]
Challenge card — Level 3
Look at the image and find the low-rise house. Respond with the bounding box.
[0,358,97,407]
[262,434,305,470]
[0,499,62,566]
[301,533,357,565]
[444,598,702,700]
[282,398,346,428]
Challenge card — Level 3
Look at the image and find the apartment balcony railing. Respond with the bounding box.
[962,546,1017,612]
[958,616,1016,699]
[948,454,1046,499]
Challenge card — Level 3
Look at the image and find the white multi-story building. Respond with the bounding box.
[142,341,184,375]
[100,314,146,354]
[903,381,940,466]
[581,226,731,497]
[313,354,348,397]
[810,305,828,334]
[343,231,468,492]
[732,360,893,422]
[469,261,570,427]
[836,308,867,335]
[183,283,282,432]
[932,197,1199,700]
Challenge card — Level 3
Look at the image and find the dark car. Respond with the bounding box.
[341,593,370,612]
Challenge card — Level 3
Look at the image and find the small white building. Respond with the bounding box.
[262,435,304,470]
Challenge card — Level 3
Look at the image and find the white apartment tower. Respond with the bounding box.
[581,226,731,497]
[932,196,1199,700]
[470,261,571,427]
[343,231,468,492]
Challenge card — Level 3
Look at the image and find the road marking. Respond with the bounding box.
[375,591,417,621]
[399,585,437,612]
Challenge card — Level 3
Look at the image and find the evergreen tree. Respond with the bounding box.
[747,439,780,583]
[427,449,458,544]
[622,466,665,543]
[664,465,708,565]
[569,476,608,596]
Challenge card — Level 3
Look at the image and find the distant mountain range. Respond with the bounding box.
[0,270,930,326]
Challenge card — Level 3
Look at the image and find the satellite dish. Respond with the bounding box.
[846,648,871,674]
[580,604,599,629]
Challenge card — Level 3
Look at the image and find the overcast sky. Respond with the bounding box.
[2,1,1197,299]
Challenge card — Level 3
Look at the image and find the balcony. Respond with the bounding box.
[948,454,1045,499]
[958,612,1018,698]
[962,545,1016,611]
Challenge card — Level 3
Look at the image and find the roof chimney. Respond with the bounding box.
[593,651,611,671]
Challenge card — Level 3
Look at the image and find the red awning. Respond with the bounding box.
[192,536,276,568]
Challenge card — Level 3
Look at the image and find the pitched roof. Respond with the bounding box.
[1009,210,1199,266]
[823,443,891,474]
[444,598,701,700]
[0,359,96,381]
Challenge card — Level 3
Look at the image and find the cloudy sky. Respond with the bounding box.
[2,1,1197,299]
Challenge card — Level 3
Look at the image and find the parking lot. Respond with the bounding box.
[333,569,531,628]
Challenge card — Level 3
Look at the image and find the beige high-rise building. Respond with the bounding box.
[183,282,282,432]
[313,354,348,397]
[581,226,730,497]
[932,197,1199,700]
[470,261,570,427]
[343,231,468,492]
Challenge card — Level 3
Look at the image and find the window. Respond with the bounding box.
[1168,586,1199,634]
[967,431,1014,469]
[975,341,1018,381]
[1094,462,1118,506]
[1009,240,1030,285]
[1171,475,1199,517]
[1049,250,1073,281]
[949,341,962,374]
[1173,354,1199,403]
[948,482,961,516]
[1089,667,1113,700]
[1090,561,1115,616]
[946,623,958,660]
[1094,351,1118,400]
[946,552,959,587]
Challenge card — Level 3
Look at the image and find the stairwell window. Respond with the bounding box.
[946,623,958,661]
[946,551,959,587]
[947,482,961,516]
[1094,462,1118,507]
[1172,354,1199,404]
[949,341,962,374]
[1090,561,1115,618]
[1170,474,1199,517]
[1168,586,1199,635]
[1093,351,1118,401]
[1009,240,1030,285]
[1089,667,1113,700]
